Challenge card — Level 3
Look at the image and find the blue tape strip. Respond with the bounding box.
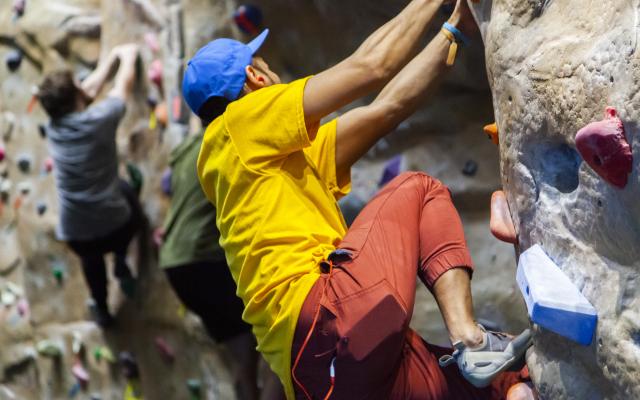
[442,22,470,47]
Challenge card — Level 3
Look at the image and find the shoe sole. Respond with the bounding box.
[463,329,533,388]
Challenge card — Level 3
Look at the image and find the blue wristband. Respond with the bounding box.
[442,22,470,47]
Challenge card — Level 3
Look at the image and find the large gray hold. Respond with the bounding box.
[471,0,640,398]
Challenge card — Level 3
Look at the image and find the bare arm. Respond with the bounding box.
[334,2,474,184]
[108,44,139,101]
[303,0,444,132]
[80,49,119,100]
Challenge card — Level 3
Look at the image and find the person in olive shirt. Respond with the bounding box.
[158,133,284,400]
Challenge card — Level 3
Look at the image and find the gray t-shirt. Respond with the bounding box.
[47,97,131,241]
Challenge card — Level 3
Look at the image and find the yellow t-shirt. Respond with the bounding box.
[197,77,350,399]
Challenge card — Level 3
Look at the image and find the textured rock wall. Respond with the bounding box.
[0,1,527,399]
[474,0,640,398]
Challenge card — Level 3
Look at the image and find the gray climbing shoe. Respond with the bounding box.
[438,325,533,388]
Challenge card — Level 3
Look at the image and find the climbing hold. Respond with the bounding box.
[155,101,168,127]
[72,331,83,355]
[161,168,172,196]
[12,0,26,19]
[52,264,64,285]
[144,32,160,53]
[12,196,22,211]
[123,380,144,400]
[490,190,517,244]
[379,155,403,187]
[1,289,16,306]
[71,360,90,387]
[17,154,31,173]
[575,107,633,189]
[233,4,263,35]
[154,336,175,363]
[148,59,163,90]
[172,92,182,121]
[516,244,598,345]
[93,346,115,363]
[119,351,140,379]
[16,298,28,317]
[27,86,38,114]
[3,112,15,141]
[43,156,53,173]
[187,379,202,400]
[483,122,499,145]
[90,394,102,400]
[462,160,478,176]
[0,144,5,162]
[0,180,11,203]
[5,50,23,72]
[17,181,31,195]
[38,124,46,139]
[126,162,144,196]
[36,340,63,357]
[68,382,81,399]
[36,202,46,216]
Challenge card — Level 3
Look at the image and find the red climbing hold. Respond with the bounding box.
[490,190,517,244]
[0,145,5,162]
[144,32,160,53]
[71,360,90,387]
[575,107,633,189]
[148,59,163,90]
[154,336,175,363]
[233,5,263,35]
[44,157,54,173]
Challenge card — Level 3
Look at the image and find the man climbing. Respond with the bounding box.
[183,0,534,398]
[38,44,142,328]
[157,131,284,400]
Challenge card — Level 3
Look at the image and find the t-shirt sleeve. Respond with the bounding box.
[224,77,314,170]
[87,97,127,134]
[304,118,351,200]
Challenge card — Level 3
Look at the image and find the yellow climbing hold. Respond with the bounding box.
[124,380,144,400]
[483,122,499,145]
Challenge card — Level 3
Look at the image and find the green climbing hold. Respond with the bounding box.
[187,379,202,400]
[126,162,143,196]
[52,265,64,284]
[93,346,115,363]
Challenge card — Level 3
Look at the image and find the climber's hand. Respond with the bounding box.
[447,0,478,37]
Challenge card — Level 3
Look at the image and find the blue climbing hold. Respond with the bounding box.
[161,168,172,196]
[6,50,23,72]
[233,5,263,35]
[516,244,598,346]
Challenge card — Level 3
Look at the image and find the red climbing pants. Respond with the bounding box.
[292,172,523,399]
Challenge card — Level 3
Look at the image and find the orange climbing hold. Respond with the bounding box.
[484,122,499,145]
[490,190,517,244]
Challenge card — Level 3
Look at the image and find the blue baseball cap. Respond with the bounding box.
[182,29,269,115]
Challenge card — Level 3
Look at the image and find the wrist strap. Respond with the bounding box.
[442,22,470,46]
[441,22,469,67]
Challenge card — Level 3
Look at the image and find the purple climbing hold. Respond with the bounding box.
[233,4,263,35]
[154,336,175,364]
[6,50,23,72]
[119,351,140,379]
[0,144,5,162]
[379,155,403,188]
[161,168,172,196]
[575,107,633,189]
[12,0,25,18]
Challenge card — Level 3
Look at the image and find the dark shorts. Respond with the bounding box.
[165,261,252,343]
[68,180,142,257]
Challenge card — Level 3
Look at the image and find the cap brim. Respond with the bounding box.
[247,29,269,55]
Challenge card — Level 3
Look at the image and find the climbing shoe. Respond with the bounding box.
[438,325,533,388]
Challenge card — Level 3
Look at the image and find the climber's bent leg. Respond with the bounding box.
[292,172,480,399]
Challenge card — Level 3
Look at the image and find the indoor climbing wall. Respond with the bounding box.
[473,0,640,398]
[1,1,529,399]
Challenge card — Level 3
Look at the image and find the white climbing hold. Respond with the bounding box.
[516,244,598,345]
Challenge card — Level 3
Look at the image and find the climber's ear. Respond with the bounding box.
[244,64,267,93]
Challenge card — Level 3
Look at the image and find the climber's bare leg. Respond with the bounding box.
[433,268,484,347]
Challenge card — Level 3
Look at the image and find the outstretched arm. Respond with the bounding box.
[303,0,445,132]
[80,48,120,100]
[107,44,139,101]
[334,0,474,184]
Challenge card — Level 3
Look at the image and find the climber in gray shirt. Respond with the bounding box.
[37,44,141,327]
